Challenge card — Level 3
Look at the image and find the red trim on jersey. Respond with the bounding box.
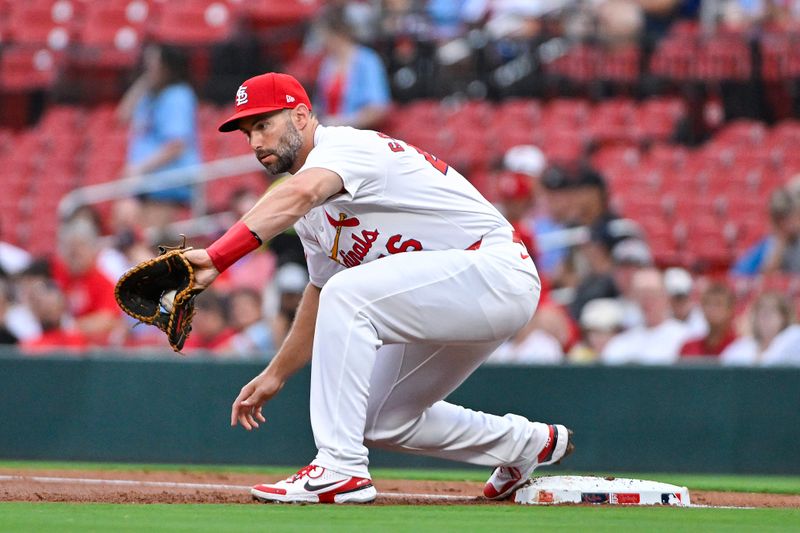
[537,425,556,463]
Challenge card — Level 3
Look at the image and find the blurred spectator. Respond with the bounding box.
[51,218,121,345]
[680,283,737,358]
[314,8,391,129]
[427,0,470,39]
[567,298,625,363]
[67,206,131,282]
[534,166,573,277]
[21,282,87,354]
[227,287,275,358]
[569,168,616,228]
[732,189,800,276]
[462,0,555,40]
[183,290,236,353]
[721,292,800,366]
[109,198,152,269]
[0,279,18,345]
[267,263,309,348]
[548,167,619,291]
[601,268,690,365]
[664,267,707,340]
[117,44,201,235]
[502,145,546,262]
[611,238,653,329]
[0,238,31,277]
[4,260,51,342]
[380,0,431,40]
[497,170,536,259]
[569,218,642,320]
[596,0,644,46]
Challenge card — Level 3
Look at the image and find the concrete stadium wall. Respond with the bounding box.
[1,354,798,474]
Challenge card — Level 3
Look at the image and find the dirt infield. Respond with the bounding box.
[1,468,799,508]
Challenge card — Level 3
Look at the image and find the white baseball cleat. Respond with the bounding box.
[251,465,377,504]
[483,424,574,500]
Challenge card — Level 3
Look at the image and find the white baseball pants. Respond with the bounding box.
[309,230,551,478]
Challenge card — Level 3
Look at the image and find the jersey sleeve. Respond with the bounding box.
[299,128,385,200]
[294,220,345,288]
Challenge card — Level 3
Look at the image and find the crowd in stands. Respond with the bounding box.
[1,1,800,366]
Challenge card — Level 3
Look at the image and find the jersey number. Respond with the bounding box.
[377,132,449,176]
[386,234,422,254]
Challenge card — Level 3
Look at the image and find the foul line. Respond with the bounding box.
[0,475,755,507]
[0,475,472,502]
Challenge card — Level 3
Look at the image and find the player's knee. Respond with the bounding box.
[363,413,416,446]
[319,268,384,310]
[318,270,361,307]
[364,425,403,447]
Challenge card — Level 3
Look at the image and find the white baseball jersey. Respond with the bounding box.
[294,125,513,287]
[288,124,550,479]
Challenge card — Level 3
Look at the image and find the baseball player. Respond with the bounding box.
[184,73,573,504]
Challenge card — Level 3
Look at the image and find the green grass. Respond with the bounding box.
[2,461,799,532]
[1,503,798,533]
[3,460,800,495]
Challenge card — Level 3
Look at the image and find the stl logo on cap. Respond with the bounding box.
[235,85,248,107]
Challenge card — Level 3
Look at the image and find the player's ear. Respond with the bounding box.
[292,104,311,129]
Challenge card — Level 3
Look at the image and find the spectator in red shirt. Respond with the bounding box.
[51,218,122,345]
[680,283,737,358]
[184,290,236,353]
[496,169,537,258]
[21,281,87,354]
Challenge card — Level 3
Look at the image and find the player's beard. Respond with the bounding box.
[257,121,303,175]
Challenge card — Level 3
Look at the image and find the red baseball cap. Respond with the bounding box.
[218,72,312,132]
[498,172,533,201]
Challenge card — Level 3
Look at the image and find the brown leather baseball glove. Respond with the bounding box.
[115,240,201,352]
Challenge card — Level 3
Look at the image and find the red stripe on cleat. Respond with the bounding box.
[252,485,287,495]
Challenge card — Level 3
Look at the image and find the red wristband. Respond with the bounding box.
[207,221,262,273]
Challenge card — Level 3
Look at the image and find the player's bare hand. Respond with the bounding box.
[182,249,219,291]
[231,372,284,430]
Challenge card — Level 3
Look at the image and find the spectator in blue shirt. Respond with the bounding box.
[313,8,391,130]
[732,188,800,276]
[117,44,201,233]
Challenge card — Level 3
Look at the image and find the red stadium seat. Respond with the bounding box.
[598,45,641,84]
[149,0,235,45]
[714,119,767,147]
[761,33,800,82]
[636,98,687,142]
[650,38,696,80]
[240,0,319,29]
[73,3,146,69]
[541,99,590,127]
[591,145,641,174]
[6,0,79,49]
[496,99,542,123]
[695,37,752,81]
[545,44,600,83]
[0,47,61,91]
